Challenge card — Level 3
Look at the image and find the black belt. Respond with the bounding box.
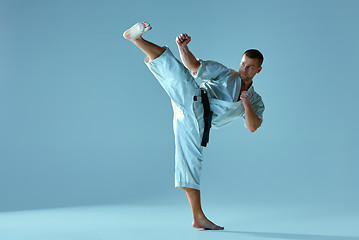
[200,89,212,147]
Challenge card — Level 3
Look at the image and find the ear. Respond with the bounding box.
[257,66,262,74]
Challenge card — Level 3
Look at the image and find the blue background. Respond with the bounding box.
[1,0,358,212]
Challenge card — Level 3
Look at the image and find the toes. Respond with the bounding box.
[212,224,224,230]
[213,226,223,230]
[142,22,151,32]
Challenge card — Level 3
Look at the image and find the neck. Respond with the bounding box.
[241,79,253,91]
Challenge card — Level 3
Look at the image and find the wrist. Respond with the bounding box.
[243,102,252,109]
[178,45,188,50]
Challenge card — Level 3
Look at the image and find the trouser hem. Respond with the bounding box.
[175,182,200,190]
[144,45,169,64]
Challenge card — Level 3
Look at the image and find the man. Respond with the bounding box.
[123,22,265,230]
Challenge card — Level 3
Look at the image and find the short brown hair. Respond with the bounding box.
[243,49,264,67]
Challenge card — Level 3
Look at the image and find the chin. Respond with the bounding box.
[240,76,249,81]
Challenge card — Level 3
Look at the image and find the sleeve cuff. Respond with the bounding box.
[191,59,204,78]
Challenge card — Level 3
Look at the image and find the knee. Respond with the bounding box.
[144,55,150,63]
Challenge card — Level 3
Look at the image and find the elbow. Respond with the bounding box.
[248,121,262,133]
[246,118,262,133]
[249,127,257,133]
[247,124,258,132]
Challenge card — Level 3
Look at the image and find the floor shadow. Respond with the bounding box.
[206,230,359,240]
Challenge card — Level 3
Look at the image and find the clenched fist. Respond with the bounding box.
[240,91,251,107]
[176,33,191,47]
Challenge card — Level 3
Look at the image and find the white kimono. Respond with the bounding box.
[145,47,265,190]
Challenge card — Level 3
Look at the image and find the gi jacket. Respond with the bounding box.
[193,60,265,129]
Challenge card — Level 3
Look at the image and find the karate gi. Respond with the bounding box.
[145,47,265,190]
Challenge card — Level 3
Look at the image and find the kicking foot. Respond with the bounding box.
[192,217,224,230]
[123,22,152,41]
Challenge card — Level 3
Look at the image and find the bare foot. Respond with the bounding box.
[192,216,224,230]
[123,22,152,41]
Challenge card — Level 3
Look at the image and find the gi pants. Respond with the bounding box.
[145,47,205,190]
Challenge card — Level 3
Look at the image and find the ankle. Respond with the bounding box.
[132,36,144,43]
[193,213,207,221]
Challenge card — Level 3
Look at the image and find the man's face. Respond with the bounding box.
[239,55,262,81]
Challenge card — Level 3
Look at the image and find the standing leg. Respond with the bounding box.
[184,187,224,230]
[123,22,165,61]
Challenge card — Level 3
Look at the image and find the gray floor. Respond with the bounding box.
[0,203,358,240]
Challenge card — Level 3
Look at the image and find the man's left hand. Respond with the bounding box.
[240,91,251,107]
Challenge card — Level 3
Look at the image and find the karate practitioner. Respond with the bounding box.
[123,22,265,230]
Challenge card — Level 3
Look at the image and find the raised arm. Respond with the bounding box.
[176,33,200,74]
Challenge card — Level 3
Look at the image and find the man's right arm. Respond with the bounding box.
[176,33,200,74]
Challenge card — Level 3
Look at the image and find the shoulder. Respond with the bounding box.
[250,87,264,104]
[200,60,228,69]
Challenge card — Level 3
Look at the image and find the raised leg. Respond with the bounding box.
[125,22,222,230]
[184,187,224,230]
[123,22,165,62]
